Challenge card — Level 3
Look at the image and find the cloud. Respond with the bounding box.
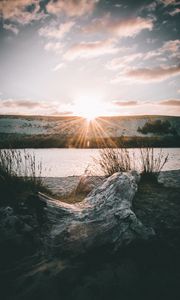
[108,39,180,84]
[159,99,180,105]
[141,39,180,61]
[0,0,44,24]
[161,39,180,53]
[114,99,180,107]
[63,39,119,60]
[106,39,180,74]
[0,99,50,109]
[144,1,158,11]
[46,0,99,17]
[39,21,75,39]
[114,101,138,106]
[169,7,180,15]
[51,111,73,116]
[1,98,180,117]
[3,23,19,34]
[0,99,73,115]
[160,0,180,5]
[44,42,64,54]
[125,65,180,82]
[84,15,154,37]
[106,53,143,70]
[52,63,65,72]
[112,99,180,116]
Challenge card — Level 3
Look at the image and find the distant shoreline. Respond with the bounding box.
[0,134,180,148]
[1,114,180,119]
[1,114,180,148]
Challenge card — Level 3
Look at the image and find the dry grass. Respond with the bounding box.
[0,149,47,206]
[0,149,43,183]
[139,147,169,180]
[93,148,132,177]
[92,147,169,181]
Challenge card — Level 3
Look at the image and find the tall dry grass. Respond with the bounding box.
[93,147,168,180]
[0,149,44,200]
[139,147,168,179]
[93,148,132,177]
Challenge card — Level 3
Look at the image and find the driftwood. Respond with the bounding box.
[39,171,154,256]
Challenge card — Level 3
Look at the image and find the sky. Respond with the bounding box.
[0,0,180,116]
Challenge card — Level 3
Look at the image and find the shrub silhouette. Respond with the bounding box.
[138,120,177,135]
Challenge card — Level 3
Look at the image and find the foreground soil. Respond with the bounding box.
[134,178,180,252]
[1,173,180,300]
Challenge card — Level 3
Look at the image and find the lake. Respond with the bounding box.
[16,148,180,177]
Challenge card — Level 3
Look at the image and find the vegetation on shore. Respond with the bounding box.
[138,119,177,135]
[0,133,180,148]
[0,146,170,208]
[0,149,48,209]
[92,148,132,177]
[91,147,168,181]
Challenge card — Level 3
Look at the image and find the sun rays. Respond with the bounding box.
[51,94,120,148]
[63,116,119,148]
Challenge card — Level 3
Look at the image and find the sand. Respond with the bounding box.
[43,170,180,197]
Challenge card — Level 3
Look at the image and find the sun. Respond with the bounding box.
[73,96,103,121]
[81,110,98,121]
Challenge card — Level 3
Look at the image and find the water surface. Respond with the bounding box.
[18,148,180,177]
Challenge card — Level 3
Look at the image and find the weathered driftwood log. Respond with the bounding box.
[39,171,154,256]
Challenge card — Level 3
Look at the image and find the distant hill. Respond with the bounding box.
[0,115,180,148]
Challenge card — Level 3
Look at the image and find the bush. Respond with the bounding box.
[138,120,177,135]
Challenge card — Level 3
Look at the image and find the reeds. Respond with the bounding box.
[139,147,169,179]
[0,149,43,193]
[93,148,132,177]
[93,147,168,180]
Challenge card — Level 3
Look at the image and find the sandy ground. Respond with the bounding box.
[133,172,180,252]
[43,170,180,197]
[43,176,80,196]
[158,169,180,188]
[1,170,180,300]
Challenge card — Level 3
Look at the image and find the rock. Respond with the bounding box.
[40,171,154,256]
[0,201,44,263]
[1,206,14,216]
[0,206,31,239]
